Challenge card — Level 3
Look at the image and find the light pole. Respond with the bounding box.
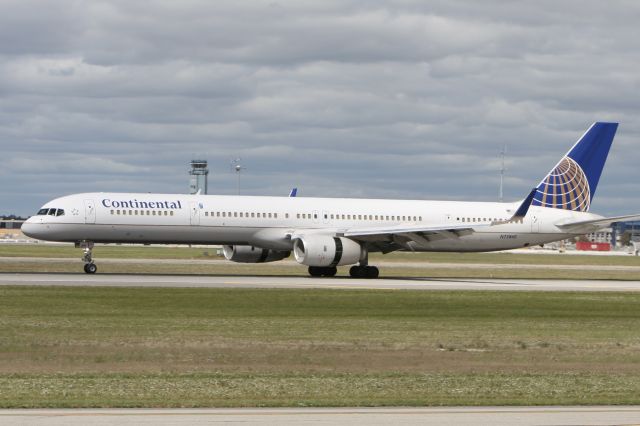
[499,145,507,202]
[231,158,245,195]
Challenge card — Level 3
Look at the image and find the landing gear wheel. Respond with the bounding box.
[323,266,337,277]
[79,241,96,274]
[308,266,323,277]
[349,265,364,278]
[349,265,379,279]
[84,263,97,274]
[308,266,338,277]
[365,266,379,279]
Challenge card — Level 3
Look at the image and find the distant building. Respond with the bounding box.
[188,160,209,194]
[613,221,640,245]
[586,228,613,244]
[0,215,26,229]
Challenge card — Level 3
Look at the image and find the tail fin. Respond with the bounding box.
[531,122,618,212]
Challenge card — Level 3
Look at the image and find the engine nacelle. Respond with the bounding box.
[293,236,362,267]
[222,245,290,263]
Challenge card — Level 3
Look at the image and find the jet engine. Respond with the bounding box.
[222,245,290,263]
[293,235,362,267]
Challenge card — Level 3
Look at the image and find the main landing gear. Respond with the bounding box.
[308,266,337,277]
[349,249,379,278]
[307,249,380,279]
[77,241,97,274]
[349,265,379,279]
[307,265,378,278]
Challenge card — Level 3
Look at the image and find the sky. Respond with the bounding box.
[1,0,639,217]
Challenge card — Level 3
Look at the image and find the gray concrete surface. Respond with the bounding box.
[1,272,640,291]
[3,256,640,271]
[2,407,640,425]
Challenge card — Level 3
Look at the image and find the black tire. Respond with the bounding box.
[349,265,364,278]
[365,266,379,279]
[308,266,323,277]
[323,266,337,277]
[85,263,97,274]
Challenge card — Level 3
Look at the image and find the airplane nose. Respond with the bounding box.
[21,219,43,240]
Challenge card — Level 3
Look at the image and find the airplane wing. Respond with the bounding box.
[556,214,640,233]
[342,223,482,250]
[341,188,537,247]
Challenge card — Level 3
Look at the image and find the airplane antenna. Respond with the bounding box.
[499,145,507,202]
[231,158,245,195]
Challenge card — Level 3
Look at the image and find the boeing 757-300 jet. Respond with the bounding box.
[22,122,640,278]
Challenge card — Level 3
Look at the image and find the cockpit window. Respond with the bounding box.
[37,208,49,215]
[56,209,65,216]
[48,208,57,216]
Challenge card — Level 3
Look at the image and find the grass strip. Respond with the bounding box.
[1,259,639,280]
[2,244,640,266]
[2,372,640,408]
[1,286,640,406]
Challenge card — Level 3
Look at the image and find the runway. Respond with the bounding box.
[2,406,640,425]
[2,272,640,291]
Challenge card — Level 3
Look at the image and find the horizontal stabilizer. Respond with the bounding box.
[556,214,640,233]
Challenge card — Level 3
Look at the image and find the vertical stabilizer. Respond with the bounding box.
[531,122,618,212]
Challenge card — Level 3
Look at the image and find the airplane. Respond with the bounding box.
[22,122,640,278]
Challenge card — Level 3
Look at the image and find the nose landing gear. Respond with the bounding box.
[77,241,97,274]
[83,263,97,274]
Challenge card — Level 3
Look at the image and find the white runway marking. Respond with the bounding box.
[2,406,640,426]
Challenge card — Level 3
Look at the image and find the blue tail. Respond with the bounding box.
[531,122,618,212]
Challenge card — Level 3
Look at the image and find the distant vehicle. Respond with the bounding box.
[22,122,639,277]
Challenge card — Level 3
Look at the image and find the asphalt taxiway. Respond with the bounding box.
[1,272,640,291]
[2,407,640,425]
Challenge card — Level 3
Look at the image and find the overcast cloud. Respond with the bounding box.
[1,0,639,216]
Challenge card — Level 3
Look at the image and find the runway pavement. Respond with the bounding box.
[1,272,640,291]
[2,407,640,425]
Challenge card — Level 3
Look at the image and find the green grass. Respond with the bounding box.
[1,258,639,280]
[0,244,219,259]
[2,243,640,280]
[2,244,640,266]
[1,286,640,407]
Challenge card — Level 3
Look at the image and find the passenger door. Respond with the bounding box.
[530,214,540,233]
[190,202,200,226]
[84,199,96,224]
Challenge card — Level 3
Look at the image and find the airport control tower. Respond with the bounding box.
[188,160,208,194]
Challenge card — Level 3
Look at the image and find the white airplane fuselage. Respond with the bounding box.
[22,192,596,252]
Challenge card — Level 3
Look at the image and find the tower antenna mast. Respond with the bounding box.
[499,145,507,202]
[231,158,245,195]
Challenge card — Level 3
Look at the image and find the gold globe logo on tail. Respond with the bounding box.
[534,157,590,211]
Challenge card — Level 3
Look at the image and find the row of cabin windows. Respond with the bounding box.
[110,209,173,216]
[202,211,422,221]
[205,211,278,218]
[456,217,524,224]
[301,213,422,221]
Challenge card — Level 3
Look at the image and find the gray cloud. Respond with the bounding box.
[1,0,639,216]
